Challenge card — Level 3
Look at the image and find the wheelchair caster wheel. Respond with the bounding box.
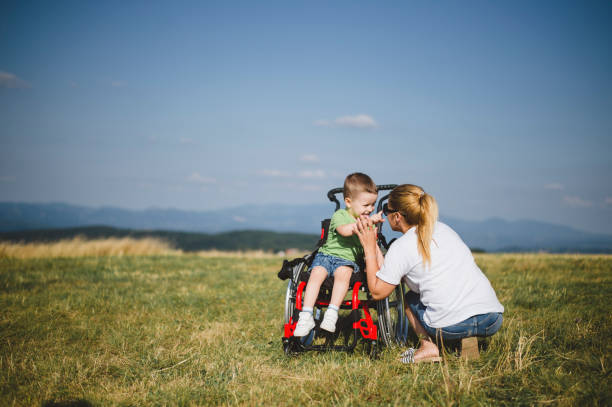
[369,341,380,360]
[283,339,295,355]
[283,338,303,356]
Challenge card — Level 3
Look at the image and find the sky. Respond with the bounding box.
[1,1,611,234]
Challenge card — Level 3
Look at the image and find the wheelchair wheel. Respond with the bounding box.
[284,259,315,347]
[376,282,408,347]
[284,259,307,324]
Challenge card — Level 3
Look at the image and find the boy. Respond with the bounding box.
[293,172,384,336]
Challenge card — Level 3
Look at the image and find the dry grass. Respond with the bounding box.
[0,236,181,258]
[0,254,610,405]
[0,237,308,259]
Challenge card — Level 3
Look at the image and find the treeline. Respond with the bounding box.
[0,226,319,252]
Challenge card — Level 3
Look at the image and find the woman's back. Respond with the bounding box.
[379,222,504,328]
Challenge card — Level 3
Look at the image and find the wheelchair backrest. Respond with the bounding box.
[316,218,331,250]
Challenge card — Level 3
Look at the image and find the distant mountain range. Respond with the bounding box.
[1,202,611,253]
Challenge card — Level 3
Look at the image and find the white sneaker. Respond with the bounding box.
[293,312,315,337]
[320,310,338,333]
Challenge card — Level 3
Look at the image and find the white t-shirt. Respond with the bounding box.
[376,222,504,328]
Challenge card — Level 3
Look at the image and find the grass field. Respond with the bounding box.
[1,253,611,406]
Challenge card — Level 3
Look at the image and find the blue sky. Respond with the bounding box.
[1,1,611,234]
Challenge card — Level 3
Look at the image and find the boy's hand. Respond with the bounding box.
[369,211,385,224]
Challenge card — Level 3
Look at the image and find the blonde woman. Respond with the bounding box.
[355,184,504,363]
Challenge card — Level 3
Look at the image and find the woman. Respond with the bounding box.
[355,184,504,363]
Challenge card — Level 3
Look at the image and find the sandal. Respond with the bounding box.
[399,348,442,364]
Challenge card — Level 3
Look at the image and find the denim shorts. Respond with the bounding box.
[405,291,503,342]
[311,252,360,277]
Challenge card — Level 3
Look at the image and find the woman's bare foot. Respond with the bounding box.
[413,339,440,362]
[399,339,442,364]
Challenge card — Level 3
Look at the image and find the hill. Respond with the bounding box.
[0,226,319,252]
[2,202,612,253]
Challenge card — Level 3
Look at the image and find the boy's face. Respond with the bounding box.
[345,191,378,218]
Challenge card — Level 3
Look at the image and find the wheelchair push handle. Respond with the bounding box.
[327,184,398,211]
[326,188,344,210]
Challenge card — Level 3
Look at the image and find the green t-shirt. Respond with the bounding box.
[318,209,363,263]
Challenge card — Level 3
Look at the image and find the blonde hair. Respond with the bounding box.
[388,184,439,266]
[343,172,377,199]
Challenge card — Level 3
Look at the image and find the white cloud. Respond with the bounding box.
[335,114,377,128]
[563,195,592,208]
[180,137,194,145]
[298,170,326,179]
[187,172,216,184]
[0,71,31,89]
[232,216,247,223]
[260,169,291,177]
[300,154,319,163]
[314,114,378,129]
[544,183,564,191]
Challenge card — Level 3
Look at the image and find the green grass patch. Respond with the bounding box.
[1,254,610,405]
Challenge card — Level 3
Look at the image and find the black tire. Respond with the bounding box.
[284,260,308,324]
[369,340,380,360]
[283,259,315,347]
[376,282,409,348]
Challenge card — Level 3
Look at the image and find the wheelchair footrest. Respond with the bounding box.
[353,302,377,340]
[353,318,377,340]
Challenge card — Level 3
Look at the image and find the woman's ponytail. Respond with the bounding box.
[417,193,438,267]
[388,185,439,267]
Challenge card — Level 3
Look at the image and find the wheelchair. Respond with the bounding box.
[278,184,409,357]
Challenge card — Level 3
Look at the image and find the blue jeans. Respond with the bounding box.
[311,252,360,277]
[405,291,503,342]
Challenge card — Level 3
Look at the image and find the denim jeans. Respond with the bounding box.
[311,252,360,277]
[405,291,503,342]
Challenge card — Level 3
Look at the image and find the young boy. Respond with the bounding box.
[293,172,384,336]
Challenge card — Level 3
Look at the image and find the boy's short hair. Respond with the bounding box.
[343,173,377,199]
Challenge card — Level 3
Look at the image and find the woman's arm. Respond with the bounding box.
[355,216,396,300]
[375,245,384,269]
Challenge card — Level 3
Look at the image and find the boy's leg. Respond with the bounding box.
[294,266,327,337]
[302,266,328,309]
[329,266,352,307]
[320,266,352,332]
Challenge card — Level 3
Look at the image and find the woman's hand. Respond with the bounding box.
[356,214,397,300]
[355,215,377,251]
